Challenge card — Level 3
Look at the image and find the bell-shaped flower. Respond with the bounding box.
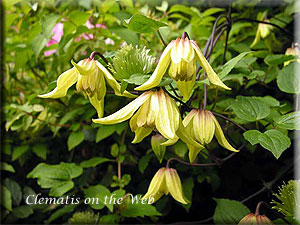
[250,19,273,48]
[238,213,273,224]
[39,58,136,118]
[183,109,239,162]
[284,45,300,66]
[135,37,230,100]
[93,89,181,144]
[142,167,189,204]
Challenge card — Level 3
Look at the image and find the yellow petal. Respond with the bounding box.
[177,121,205,150]
[160,136,179,146]
[165,168,189,204]
[39,68,78,98]
[131,98,150,129]
[71,59,96,76]
[88,94,105,118]
[171,38,182,64]
[187,143,201,163]
[183,109,197,127]
[93,91,151,124]
[135,42,173,91]
[191,41,231,90]
[175,74,195,101]
[142,168,167,202]
[211,113,239,152]
[156,90,177,140]
[95,61,136,98]
[131,126,153,143]
[182,37,195,62]
[146,91,159,126]
[250,26,261,48]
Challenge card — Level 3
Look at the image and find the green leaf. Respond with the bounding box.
[277,62,300,94]
[12,205,33,218]
[27,162,82,197]
[32,144,47,160]
[253,96,280,107]
[264,54,295,66]
[96,125,116,143]
[45,204,78,224]
[0,162,15,173]
[274,111,300,130]
[80,157,111,168]
[121,195,162,217]
[68,131,85,150]
[83,184,112,211]
[1,185,12,211]
[243,130,261,145]
[219,52,252,79]
[41,14,60,39]
[110,28,139,45]
[168,4,198,17]
[68,10,91,26]
[258,129,291,159]
[3,178,22,206]
[213,198,250,224]
[31,34,48,57]
[110,144,119,157]
[182,177,194,212]
[125,14,167,33]
[12,145,29,161]
[232,96,271,122]
[123,73,150,85]
[138,154,152,173]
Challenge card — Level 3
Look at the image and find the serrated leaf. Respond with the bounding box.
[274,111,300,130]
[125,14,167,33]
[277,62,300,94]
[219,52,252,79]
[68,131,85,150]
[80,157,111,168]
[232,96,271,122]
[243,130,261,145]
[258,129,291,159]
[213,198,250,224]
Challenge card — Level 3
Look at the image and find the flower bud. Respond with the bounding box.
[284,45,300,66]
[238,213,273,224]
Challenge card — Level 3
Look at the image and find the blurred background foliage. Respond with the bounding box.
[2,0,299,224]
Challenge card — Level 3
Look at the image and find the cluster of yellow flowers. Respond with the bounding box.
[39,36,238,204]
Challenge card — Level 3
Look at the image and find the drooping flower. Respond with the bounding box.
[238,213,273,224]
[135,36,230,100]
[142,167,189,204]
[39,58,136,117]
[93,89,204,148]
[250,19,273,48]
[284,44,300,66]
[183,109,238,162]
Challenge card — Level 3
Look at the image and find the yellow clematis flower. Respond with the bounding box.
[238,213,273,224]
[142,167,189,204]
[39,58,136,118]
[183,109,239,162]
[250,19,273,48]
[93,88,204,149]
[284,45,300,66]
[135,36,230,100]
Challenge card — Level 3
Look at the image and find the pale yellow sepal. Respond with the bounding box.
[191,41,231,90]
[38,68,78,98]
[93,91,151,124]
[142,167,189,204]
[88,94,104,118]
[134,43,173,91]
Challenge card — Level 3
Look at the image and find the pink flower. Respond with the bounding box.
[44,23,64,56]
